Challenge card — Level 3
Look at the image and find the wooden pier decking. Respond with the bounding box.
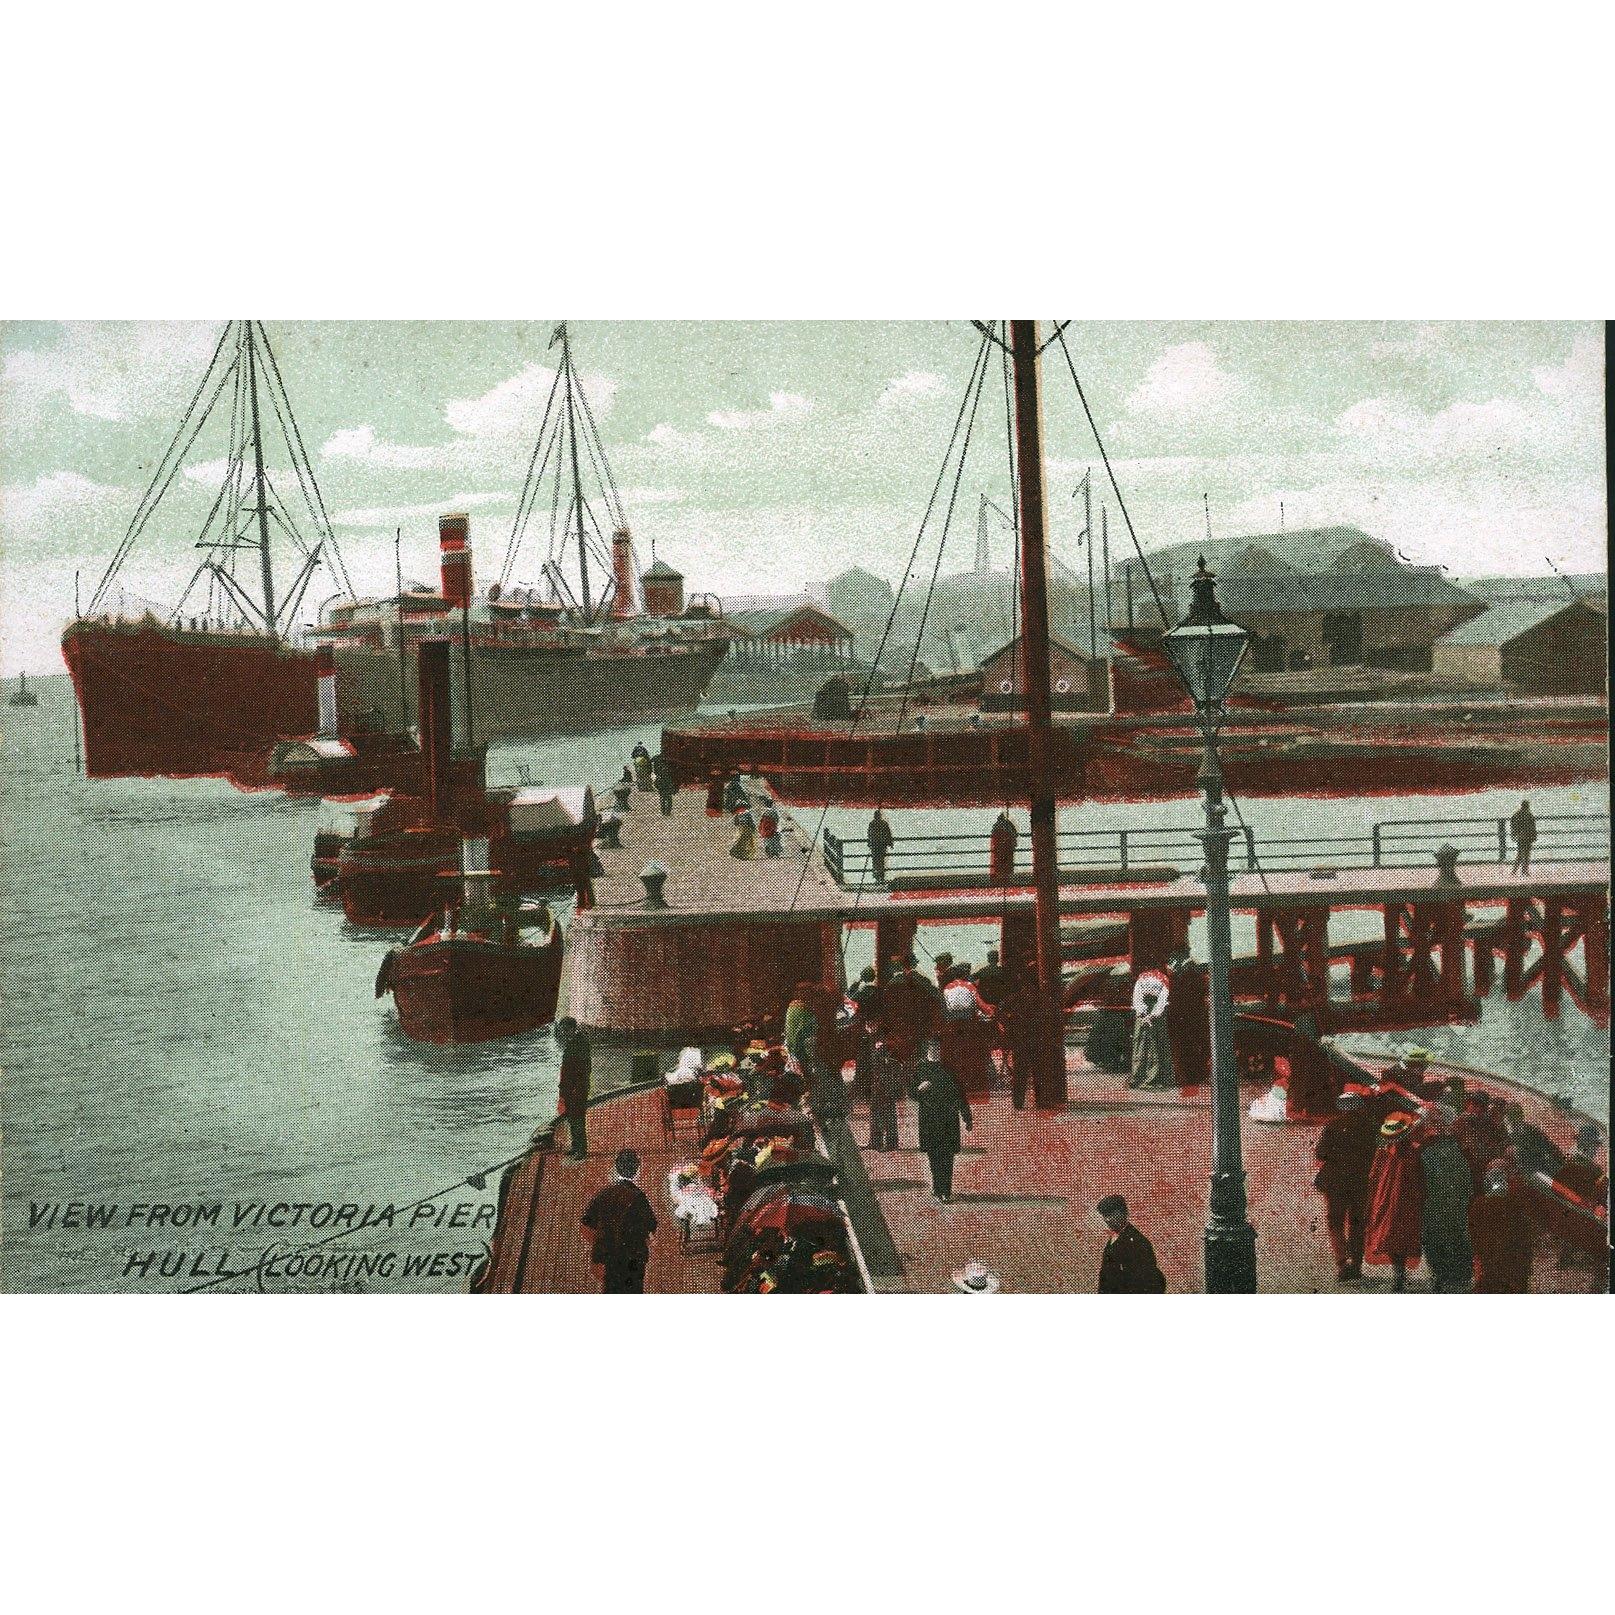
[476,1055,1606,1295]
[583,785,1608,926]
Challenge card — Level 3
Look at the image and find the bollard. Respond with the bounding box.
[1433,844,1462,888]
[639,861,669,908]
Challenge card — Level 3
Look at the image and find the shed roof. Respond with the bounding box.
[978,629,1099,667]
[1437,595,1606,647]
[727,603,853,641]
[642,558,683,581]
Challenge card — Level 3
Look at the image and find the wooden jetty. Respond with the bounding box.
[562,786,1609,1039]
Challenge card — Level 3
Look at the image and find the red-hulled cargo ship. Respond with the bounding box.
[63,321,730,783]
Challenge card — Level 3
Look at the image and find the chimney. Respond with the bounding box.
[609,527,637,620]
[439,513,473,609]
[315,643,338,736]
[416,638,453,825]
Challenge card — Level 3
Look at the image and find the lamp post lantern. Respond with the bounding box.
[1162,557,1259,1293]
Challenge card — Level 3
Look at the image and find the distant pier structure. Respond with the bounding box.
[563,785,1609,1041]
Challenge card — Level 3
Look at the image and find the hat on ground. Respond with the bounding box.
[1405,1047,1431,1064]
[710,1052,737,1070]
[952,1259,1000,1294]
[1380,1112,1416,1139]
[1336,1085,1367,1108]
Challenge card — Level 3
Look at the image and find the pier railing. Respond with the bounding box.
[820,813,1610,890]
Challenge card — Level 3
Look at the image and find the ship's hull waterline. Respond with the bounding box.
[60,620,730,780]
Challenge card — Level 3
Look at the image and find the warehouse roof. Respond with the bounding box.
[727,603,852,641]
[1437,595,1605,647]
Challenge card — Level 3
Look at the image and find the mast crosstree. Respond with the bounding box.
[85,320,351,637]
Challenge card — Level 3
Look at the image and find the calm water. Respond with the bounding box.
[1,676,1607,1292]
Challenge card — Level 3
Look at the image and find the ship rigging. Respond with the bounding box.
[85,319,352,640]
[498,322,644,624]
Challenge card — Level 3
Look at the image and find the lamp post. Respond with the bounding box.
[1162,558,1258,1294]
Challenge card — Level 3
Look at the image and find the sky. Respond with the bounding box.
[0,319,1605,675]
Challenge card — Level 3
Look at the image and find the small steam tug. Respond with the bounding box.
[335,637,473,927]
[375,839,565,1045]
[267,645,479,799]
[321,604,598,925]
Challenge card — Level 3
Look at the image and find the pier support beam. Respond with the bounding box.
[1254,905,1330,1012]
[1578,895,1609,1025]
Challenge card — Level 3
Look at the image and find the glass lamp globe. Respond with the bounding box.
[1162,557,1250,711]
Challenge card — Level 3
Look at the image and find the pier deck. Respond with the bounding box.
[585,787,1607,926]
[479,1056,1605,1295]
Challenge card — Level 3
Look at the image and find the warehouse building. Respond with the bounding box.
[1432,596,1607,695]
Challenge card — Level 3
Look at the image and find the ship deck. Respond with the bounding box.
[479,1054,1606,1295]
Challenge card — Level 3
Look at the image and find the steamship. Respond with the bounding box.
[61,321,731,781]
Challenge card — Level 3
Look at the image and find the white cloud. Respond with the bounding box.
[1532,329,1602,403]
[876,370,946,408]
[1334,394,1536,461]
[327,492,514,529]
[317,362,615,472]
[1126,341,1243,421]
[1,469,127,531]
[706,391,813,431]
[2,322,223,427]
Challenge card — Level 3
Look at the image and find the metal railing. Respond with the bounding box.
[821,813,1610,890]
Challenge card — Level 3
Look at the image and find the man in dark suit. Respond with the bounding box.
[581,1148,659,1293]
[556,1016,591,1160]
[912,1037,972,1202]
[1313,1088,1379,1281]
[1096,1193,1166,1293]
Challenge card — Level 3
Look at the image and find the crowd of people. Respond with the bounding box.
[1312,1047,1607,1292]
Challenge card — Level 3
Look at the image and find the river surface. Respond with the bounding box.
[1,675,1607,1292]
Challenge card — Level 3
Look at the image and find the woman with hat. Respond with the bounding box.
[1364,1111,1426,1291]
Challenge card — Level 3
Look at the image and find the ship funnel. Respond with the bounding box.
[315,643,338,736]
[609,527,637,621]
[416,638,453,825]
[439,513,473,610]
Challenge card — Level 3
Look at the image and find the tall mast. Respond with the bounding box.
[244,322,277,638]
[1101,504,1114,712]
[560,326,592,620]
[1009,319,1067,1109]
[1084,468,1096,661]
[395,526,408,725]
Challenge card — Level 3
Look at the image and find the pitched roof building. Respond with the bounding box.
[1432,596,1607,695]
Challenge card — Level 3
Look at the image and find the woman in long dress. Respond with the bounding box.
[1363,1113,1425,1290]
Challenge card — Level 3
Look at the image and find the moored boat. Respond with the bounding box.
[376,847,565,1044]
